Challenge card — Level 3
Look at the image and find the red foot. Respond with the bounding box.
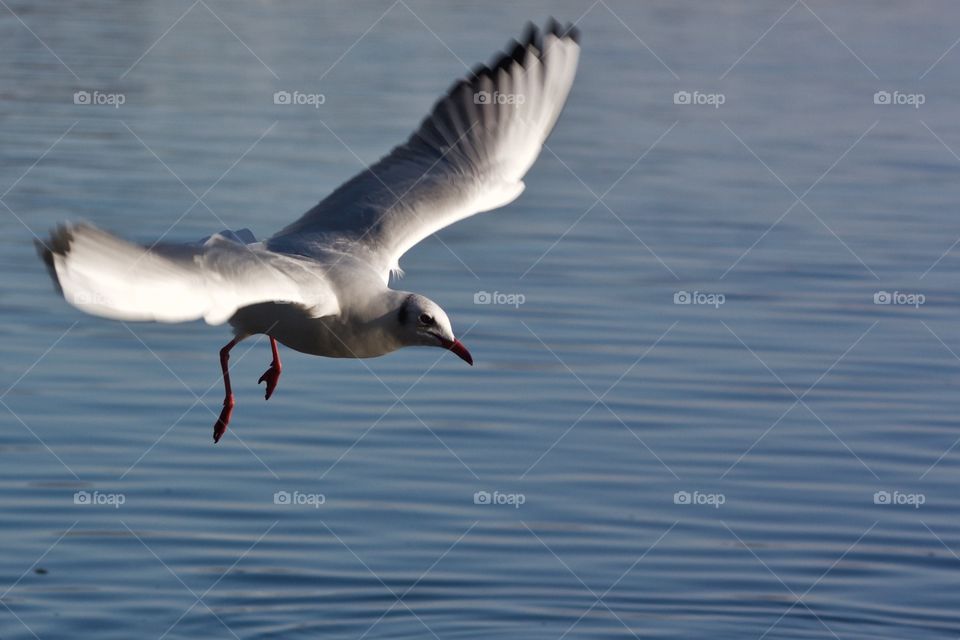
[258,365,281,400]
[213,395,234,443]
[258,337,282,401]
[210,335,279,443]
[213,336,242,444]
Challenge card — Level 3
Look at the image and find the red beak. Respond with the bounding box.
[441,338,473,365]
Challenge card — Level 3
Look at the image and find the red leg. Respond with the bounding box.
[258,336,282,401]
[213,336,242,443]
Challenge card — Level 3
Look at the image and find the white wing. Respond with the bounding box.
[37,223,339,325]
[269,20,580,282]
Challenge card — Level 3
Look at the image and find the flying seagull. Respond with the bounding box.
[36,20,581,442]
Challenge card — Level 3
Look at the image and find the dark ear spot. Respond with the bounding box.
[398,294,414,325]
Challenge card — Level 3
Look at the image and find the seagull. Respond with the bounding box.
[36,20,581,443]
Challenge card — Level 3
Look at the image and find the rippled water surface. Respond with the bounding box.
[4,1,960,638]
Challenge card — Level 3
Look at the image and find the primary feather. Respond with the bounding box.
[269,20,580,282]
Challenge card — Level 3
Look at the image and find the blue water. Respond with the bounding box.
[4,1,960,638]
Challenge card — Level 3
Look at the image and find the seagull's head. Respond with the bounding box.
[397,293,472,365]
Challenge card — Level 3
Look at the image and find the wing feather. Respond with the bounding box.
[269,20,580,281]
[37,223,338,325]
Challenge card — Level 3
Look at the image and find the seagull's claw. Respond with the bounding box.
[258,364,281,401]
[213,396,234,443]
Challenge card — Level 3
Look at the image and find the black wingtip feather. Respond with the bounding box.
[35,224,74,295]
[489,38,521,76]
[545,17,561,37]
[417,17,580,153]
[521,21,538,48]
[509,40,526,66]
[544,18,579,43]
[465,20,578,84]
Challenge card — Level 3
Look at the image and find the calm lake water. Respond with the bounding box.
[4,1,960,638]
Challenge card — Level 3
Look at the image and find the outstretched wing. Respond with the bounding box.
[269,20,580,281]
[37,223,339,325]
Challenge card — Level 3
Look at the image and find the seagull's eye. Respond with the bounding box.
[418,313,434,325]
